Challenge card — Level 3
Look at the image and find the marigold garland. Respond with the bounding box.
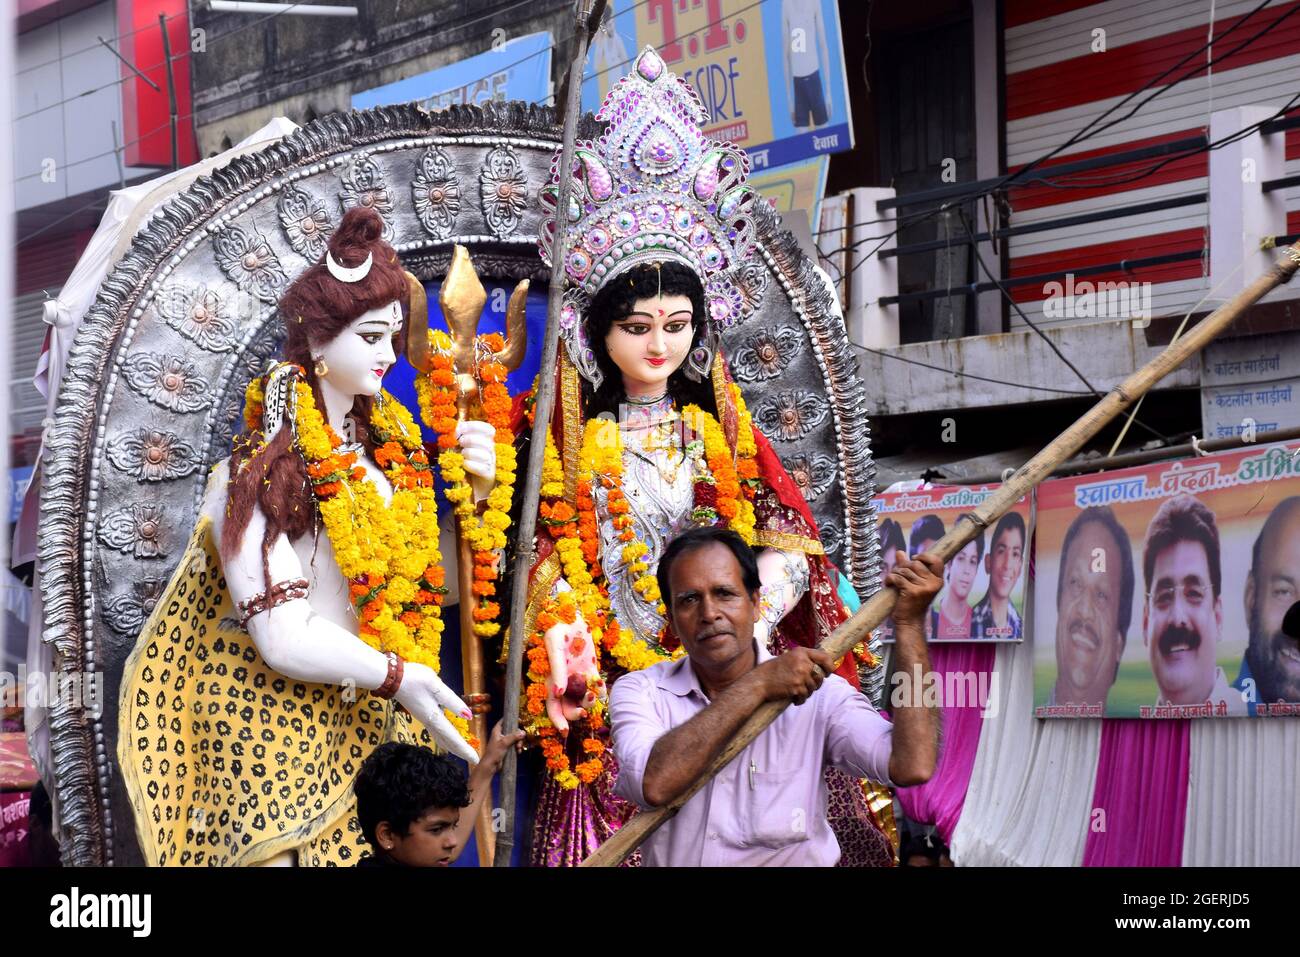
[682,398,758,546]
[243,375,266,432]
[292,379,447,664]
[518,394,764,783]
[517,386,768,788]
[522,591,611,788]
[415,329,518,638]
[238,366,476,751]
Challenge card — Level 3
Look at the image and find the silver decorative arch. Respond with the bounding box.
[38,102,882,866]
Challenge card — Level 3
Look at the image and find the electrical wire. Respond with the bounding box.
[825,89,1300,285]
[986,0,1278,203]
[13,111,194,188]
[16,195,112,247]
[1030,96,1300,191]
[16,11,181,77]
[1105,255,1246,456]
[854,344,1094,396]
[12,0,554,186]
[14,1,398,124]
[954,208,1173,445]
[831,84,1295,444]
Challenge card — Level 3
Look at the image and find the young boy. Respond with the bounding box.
[354,720,523,867]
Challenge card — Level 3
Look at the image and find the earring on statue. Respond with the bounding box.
[313,356,329,377]
[686,341,714,382]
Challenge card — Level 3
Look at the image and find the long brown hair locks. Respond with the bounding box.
[221,206,410,582]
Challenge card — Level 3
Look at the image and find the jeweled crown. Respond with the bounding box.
[539,46,760,383]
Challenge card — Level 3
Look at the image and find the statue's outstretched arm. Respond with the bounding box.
[538,578,605,735]
[755,547,811,644]
[222,493,479,764]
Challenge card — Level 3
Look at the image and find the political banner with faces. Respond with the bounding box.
[1033,439,1300,718]
[873,485,1033,644]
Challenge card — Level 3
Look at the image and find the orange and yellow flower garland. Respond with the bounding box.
[522,591,608,789]
[414,330,517,639]
[236,365,477,751]
[520,391,764,788]
[292,379,447,666]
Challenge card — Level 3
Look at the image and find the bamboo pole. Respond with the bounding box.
[493,0,597,867]
[581,242,1300,868]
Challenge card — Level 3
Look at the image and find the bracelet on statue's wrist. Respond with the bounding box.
[374,651,405,699]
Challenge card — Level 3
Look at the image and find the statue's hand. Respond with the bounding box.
[395,661,480,765]
[455,420,497,481]
[456,420,497,503]
[542,613,606,735]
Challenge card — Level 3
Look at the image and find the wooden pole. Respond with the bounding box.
[493,0,596,867]
[158,14,179,171]
[581,242,1300,868]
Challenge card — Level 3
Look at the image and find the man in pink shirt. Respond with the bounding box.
[610,527,942,866]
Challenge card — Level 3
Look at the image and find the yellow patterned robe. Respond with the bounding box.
[117,516,433,866]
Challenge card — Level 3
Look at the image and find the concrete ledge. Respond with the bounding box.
[855,319,1202,417]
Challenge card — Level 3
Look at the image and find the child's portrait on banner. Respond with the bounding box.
[873,486,1033,644]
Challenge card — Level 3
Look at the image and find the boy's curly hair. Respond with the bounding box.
[354,742,470,847]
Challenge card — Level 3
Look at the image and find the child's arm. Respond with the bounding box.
[455,720,525,858]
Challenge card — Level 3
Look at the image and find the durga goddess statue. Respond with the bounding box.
[511,46,893,866]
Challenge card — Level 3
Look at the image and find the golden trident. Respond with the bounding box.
[405,245,527,866]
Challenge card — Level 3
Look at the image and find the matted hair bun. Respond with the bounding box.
[328,206,384,268]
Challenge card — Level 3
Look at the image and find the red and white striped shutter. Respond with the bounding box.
[1002,0,1300,327]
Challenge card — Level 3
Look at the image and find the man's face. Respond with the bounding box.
[667,542,761,676]
[383,806,461,867]
[1246,507,1300,702]
[1055,523,1125,705]
[1144,540,1222,704]
[912,537,938,559]
[986,527,1025,602]
[947,540,979,602]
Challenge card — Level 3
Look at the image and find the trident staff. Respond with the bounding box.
[582,242,1300,867]
[434,246,528,865]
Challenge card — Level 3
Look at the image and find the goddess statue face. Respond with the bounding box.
[314,300,402,397]
[604,292,694,397]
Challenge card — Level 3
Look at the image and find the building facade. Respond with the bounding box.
[825,0,1300,485]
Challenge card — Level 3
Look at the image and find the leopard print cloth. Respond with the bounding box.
[118,518,432,866]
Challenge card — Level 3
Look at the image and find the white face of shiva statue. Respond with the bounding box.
[604,292,695,398]
[315,300,402,399]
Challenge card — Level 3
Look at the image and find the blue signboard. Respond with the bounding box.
[9,466,33,525]
[354,30,553,110]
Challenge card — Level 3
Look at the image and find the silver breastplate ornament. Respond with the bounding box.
[594,396,701,642]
